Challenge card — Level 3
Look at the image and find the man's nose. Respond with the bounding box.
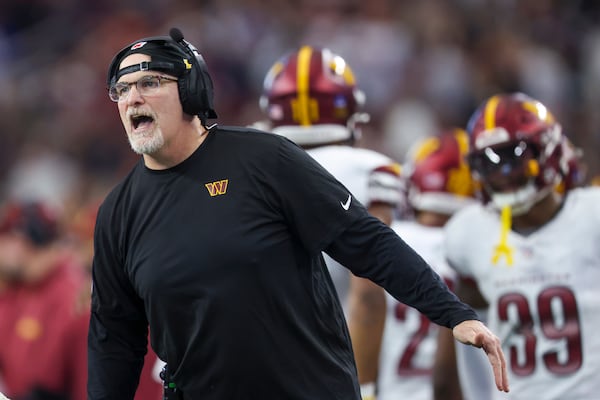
[125,84,144,104]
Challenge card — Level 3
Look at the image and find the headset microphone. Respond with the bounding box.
[169,28,184,44]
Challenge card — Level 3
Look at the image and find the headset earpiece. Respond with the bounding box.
[168,28,217,122]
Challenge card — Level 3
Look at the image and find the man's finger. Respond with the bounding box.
[482,336,510,392]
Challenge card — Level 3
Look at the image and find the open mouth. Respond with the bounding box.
[130,114,154,130]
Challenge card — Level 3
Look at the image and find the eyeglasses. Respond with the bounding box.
[108,75,178,102]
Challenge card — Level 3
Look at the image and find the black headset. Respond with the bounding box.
[107,28,217,122]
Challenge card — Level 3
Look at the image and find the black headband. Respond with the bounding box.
[116,61,181,81]
[108,37,190,86]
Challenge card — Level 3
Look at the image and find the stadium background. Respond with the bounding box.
[1,0,599,210]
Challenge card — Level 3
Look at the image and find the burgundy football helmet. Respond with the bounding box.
[404,128,476,215]
[466,92,569,215]
[260,45,367,146]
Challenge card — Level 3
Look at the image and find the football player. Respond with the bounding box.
[259,45,403,397]
[437,92,600,399]
[375,129,492,400]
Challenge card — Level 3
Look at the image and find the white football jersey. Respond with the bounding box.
[377,220,456,400]
[445,187,600,400]
[307,145,401,312]
[455,308,496,400]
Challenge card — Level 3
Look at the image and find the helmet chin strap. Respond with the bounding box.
[492,205,514,266]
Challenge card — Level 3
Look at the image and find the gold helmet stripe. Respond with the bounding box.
[453,128,469,156]
[296,45,313,126]
[484,95,501,130]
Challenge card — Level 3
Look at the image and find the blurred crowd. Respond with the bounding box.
[1,0,600,216]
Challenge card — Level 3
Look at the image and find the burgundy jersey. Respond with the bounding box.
[0,259,89,400]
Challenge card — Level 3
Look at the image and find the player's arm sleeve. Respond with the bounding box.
[325,215,479,329]
[88,203,148,400]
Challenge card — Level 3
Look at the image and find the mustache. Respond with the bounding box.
[126,108,156,119]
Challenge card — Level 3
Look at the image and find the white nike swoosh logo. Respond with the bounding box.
[341,194,352,210]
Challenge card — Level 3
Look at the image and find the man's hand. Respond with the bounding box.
[453,320,510,393]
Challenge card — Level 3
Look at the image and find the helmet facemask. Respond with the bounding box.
[468,128,562,215]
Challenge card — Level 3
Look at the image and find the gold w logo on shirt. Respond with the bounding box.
[205,179,229,196]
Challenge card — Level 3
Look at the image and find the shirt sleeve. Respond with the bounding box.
[272,138,368,254]
[325,215,479,328]
[88,202,149,400]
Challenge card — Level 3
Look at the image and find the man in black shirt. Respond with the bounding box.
[88,28,510,399]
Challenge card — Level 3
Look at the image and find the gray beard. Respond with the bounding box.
[128,131,165,155]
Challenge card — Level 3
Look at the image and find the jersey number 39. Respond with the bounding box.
[498,285,582,376]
